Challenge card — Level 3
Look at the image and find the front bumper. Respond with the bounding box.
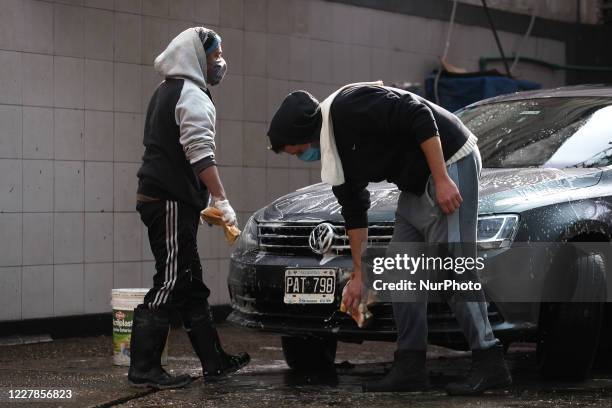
[227,251,538,347]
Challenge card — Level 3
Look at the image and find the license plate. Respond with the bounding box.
[284,268,336,304]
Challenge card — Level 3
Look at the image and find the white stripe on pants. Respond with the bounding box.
[149,201,178,309]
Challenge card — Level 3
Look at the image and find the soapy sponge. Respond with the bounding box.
[339,280,375,328]
[200,207,241,245]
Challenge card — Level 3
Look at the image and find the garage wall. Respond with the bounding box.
[0,0,566,321]
[457,0,601,24]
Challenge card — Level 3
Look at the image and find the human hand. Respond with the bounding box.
[434,177,463,214]
[342,273,362,315]
[212,197,237,226]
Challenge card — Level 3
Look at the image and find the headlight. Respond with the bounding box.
[477,214,519,249]
[235,213,259,253]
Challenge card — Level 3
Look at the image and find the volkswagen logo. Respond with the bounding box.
[309,223,336,255]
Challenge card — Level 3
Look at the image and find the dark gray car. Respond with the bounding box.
[227,85,612,380]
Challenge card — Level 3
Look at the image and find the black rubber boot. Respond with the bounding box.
[127,307,193,389]
[181,302,250,381]
[445,344,512,395]
[362,350,430,392]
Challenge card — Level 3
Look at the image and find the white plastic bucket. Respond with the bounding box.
[110,288,169,366]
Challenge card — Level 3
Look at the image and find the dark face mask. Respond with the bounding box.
[207,57,227,86]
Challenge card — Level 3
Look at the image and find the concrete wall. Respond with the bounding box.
[0,0,567,321]
[457,0,601,24]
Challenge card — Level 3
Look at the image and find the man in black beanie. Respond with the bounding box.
[266,83,511,395]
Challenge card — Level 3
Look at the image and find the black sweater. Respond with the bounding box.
[137,78,215,211]
[330,85,472,230]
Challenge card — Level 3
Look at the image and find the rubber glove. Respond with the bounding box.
[212,197,237,226]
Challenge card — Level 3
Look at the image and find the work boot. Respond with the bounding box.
[445,344,512,395]
[362,350,430,392]
[181,302,250,381]
[127,306,193,389]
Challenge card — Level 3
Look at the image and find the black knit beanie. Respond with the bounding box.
[267,91,322,153]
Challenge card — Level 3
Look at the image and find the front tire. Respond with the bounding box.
[281,336,337,371]
[537,253,605,380]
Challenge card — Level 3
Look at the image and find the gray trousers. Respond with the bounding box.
[390,147,500,351]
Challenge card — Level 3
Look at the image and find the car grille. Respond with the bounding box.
[257,222,394,255]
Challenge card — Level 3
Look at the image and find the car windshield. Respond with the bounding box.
[456,97,612,168]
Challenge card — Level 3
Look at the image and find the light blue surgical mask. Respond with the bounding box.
[298,147,321,162]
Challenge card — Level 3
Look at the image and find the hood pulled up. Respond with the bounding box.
[154,27,209,90]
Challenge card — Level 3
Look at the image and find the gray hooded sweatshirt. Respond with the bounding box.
[136,27,217,210]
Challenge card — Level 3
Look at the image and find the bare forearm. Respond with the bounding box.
[348,228,368,278]
[420,136,450,183]
[198,165,226,199]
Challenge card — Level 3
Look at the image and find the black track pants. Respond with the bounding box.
[137,200,210,311]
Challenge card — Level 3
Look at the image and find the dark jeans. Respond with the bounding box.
[137,200,210,312]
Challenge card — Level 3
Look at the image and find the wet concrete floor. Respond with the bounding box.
[0,324,611,407]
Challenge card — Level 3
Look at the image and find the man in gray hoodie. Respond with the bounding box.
[130,27,249,389]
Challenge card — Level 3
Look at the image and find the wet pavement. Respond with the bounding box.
[1,324,611,407]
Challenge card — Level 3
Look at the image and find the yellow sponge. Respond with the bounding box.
[200,207,241,245]
[339,280,374,328]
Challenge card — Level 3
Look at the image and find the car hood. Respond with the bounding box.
[478,167,602,213]
[259,168,602,223]
[260,182,400,224]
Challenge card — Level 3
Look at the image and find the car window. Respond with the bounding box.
[457,97,612,168]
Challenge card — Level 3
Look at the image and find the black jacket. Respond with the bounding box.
[137,78,215,211]
[330,84,472,229]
